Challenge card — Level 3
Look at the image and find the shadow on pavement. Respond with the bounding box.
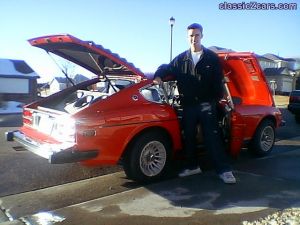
[0,113,23,127]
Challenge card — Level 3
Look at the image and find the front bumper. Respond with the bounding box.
[5,131,98,164]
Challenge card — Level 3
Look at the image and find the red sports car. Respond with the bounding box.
[6,34,283,182]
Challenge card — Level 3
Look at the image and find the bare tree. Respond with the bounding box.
[61,61,75,87]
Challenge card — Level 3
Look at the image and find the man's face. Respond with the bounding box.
[187,28,203,52]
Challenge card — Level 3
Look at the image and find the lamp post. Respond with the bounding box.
[169,17,175,62]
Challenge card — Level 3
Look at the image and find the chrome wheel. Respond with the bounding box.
[139,141,167,177]
[123,131,170,182]
[259,125,275,152]
[249,119,275,157]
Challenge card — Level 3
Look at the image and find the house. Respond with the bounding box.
[259,54,291,68]
[37,82,50,97]
[73,74,89,84]
[48,74,89,94]
[49,77,70,94]
[257,54,300,94]
[209,48,300,93]
[263,67,293,95]
[0,58,40,103]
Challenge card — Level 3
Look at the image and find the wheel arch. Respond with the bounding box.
[248,115,276,157]
[253,115,277,136]
[119,126,174,164]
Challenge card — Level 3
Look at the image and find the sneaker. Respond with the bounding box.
[178,167,202,177]
[219,171,236,184]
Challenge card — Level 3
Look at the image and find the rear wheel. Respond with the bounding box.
[249,120,275,157]
[123,131,171,183]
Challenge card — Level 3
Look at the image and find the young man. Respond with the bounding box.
[153,23,236,184]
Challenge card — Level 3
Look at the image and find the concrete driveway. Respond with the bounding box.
[1,137,300,225]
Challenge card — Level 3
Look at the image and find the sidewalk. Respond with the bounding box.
[274,95,289,108]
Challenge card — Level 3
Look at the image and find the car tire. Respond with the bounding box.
[249,119,275,157]
[295,115,300,124]
[123,131,171,183]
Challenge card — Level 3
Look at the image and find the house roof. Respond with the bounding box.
[263,67,290,76]
[37,82,50,89]
[256,54,274,62]
[50,75,89,85]
[262,53,296,62]
[0,58,40,78]
[53,77,69,84]
[73,74,89,84]
[208,46,234,52]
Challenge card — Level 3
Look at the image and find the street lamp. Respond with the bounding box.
[169,17,175,62]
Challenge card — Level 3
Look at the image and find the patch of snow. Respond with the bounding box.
[0,101,23,114]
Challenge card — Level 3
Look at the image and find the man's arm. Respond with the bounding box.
[153,64,177,85]
[213,57,225,101]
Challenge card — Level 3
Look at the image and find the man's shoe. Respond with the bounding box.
[178,167,202,177]
[219,171,236,184]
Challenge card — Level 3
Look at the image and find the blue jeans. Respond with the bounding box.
[182,102,231,174]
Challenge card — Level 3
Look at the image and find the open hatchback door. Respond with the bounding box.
[28,34,145,78]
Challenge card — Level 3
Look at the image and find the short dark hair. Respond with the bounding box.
[187,23,203,33]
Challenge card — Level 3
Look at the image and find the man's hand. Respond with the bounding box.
[153,77,162,85]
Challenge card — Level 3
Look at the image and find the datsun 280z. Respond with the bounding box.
[6,34,283,182]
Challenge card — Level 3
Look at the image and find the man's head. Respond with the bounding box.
[187,23,203,52]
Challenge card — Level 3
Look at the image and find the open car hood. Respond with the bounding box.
[28,34,145,78]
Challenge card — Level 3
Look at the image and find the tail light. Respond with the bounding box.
[52,116,76,143]
[23,108,33,125]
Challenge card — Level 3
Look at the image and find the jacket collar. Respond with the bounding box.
[183,45,207,61]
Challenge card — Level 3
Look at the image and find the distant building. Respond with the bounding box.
[73,74,89,84]
[208,46,234,53]
[209,48,300,94]
[37,82,50,97]
[49,77,70,93]
[263,67,293,94]
[0,58,40,103]
[257,54,300,94]
[48,74,89,94]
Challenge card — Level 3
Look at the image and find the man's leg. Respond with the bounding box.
[182,105,199,169]
[198,103,231,174]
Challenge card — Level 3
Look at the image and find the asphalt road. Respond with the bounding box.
[276,107,300,140]
[0,116,122,197]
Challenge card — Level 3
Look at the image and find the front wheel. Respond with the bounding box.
[123,131,171,183]
[249,120,275,157]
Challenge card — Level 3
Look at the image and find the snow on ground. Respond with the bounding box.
[0,101,23,114]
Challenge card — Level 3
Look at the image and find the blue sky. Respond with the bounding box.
[0,0,299,81]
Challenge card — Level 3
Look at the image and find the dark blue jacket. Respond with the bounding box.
[154,47,224,106]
